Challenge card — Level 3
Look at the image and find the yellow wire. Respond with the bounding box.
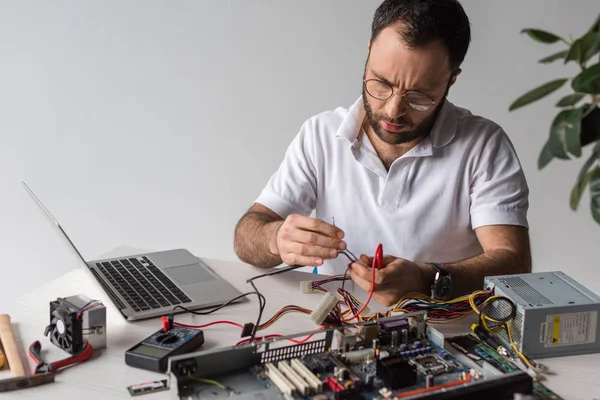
[187,375,226,389]
[505,323,536,368]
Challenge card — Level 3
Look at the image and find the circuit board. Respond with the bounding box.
[170,312,536,399]
[250,339,474,400]
[446,335,562,400]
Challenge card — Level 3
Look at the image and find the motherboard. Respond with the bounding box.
[169,312,542,400]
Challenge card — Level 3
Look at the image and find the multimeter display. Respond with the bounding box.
[125,326,205,372]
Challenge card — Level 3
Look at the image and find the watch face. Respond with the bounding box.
[435,275,452,299]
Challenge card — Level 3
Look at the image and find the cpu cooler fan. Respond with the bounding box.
[44,298,84,355]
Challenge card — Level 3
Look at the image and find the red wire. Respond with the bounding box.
[174,320,244,329]
[235,331,319,346]
[342,243,382,322]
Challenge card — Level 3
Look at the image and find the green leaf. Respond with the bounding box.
[509,79,568,111]
[590,12,600,33]
[549,108,584,158]
[579,30,600,63]
[572,63,600,93]
[538,140,555,169]
[556,93,586,107]
[589,166,600,224]
[539,50,568,64]
[565,39,582,64]
[521,28,565,44]
[570,153,597,210]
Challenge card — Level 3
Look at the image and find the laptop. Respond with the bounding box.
[23,181,243,321]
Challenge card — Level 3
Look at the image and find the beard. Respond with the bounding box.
[362,86,447,146]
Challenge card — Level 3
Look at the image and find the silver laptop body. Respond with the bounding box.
[23,181,242,321]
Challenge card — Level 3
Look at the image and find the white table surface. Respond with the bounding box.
[1,248,600,399]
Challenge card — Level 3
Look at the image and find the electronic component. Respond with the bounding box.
[359,325,379,343]
[44,299,82,354]
[126,379,168,397]
[484,271,600,359]
[44,295,107,355]
[278,361,311,395]
[300,281,314,294]
[343,348,374,363]
[169,313,537,399]
[376,355,417,390]
[290,358,323,393]
[310,292,339,325]
[409,354,452,376]
[266,363,296,395]
[63,294,106,351]
[241,323,255,338]
[378,319,410,347]
[335,330,358,351]
[125,326,204,372]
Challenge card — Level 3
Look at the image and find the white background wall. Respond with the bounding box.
[1,0,599,307]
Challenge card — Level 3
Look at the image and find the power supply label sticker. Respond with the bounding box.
[544,311,598,347]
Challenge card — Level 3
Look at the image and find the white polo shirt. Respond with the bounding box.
[255,96,529,275]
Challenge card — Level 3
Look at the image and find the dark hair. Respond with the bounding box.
[370,0,471,71]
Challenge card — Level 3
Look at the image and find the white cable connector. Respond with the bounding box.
[300,281,314,294]
[310,292,338,325]
[359,304,372,316]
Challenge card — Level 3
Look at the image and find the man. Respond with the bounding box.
[233,0,531,307]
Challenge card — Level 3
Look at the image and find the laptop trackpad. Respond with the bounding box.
[164,264,216,286]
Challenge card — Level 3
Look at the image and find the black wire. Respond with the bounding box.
[246,264,304,342]
[248,279,265,343]
[170,264,303,343]
[170,291,265,317]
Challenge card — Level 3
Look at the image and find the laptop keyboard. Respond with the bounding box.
[95,256,192,312]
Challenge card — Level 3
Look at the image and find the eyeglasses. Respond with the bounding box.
[363,79,436,112]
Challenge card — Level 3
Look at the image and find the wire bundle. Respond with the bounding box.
[470,294,543,373]
[392,290,495,323]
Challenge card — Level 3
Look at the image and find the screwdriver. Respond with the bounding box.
[471,323,509,357]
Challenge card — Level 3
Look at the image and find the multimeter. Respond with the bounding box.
[125,326,204,372]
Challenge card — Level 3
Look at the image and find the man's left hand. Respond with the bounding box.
[349,254,432,307]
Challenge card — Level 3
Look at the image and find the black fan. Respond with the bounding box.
[44,299,84,355]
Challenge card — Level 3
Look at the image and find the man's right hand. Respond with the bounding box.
[270,214,347,267]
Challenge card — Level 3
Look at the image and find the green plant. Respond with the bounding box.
[509,13,600,224]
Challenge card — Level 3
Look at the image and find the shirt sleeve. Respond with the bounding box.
[255,120,318,219]
[469,128,530,229]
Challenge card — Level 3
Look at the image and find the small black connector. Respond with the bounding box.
[241,323,255,338]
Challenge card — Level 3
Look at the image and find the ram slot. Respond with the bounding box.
[290,358,323,393]
[265,363,296,396]
[278,361,310,396]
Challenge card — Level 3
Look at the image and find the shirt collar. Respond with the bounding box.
[336,96,457,149]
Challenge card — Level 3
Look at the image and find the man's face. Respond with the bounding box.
[363,26,459,145]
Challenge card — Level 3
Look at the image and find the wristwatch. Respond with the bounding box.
[428,263,452,300]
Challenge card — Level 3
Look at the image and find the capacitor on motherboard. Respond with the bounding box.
[425,375,434,388]
[401,329,408,344]
[391,330,398,348]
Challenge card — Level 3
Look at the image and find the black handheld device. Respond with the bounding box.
[125,326,204,372]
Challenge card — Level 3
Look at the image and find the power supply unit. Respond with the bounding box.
[484,271,600,359]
